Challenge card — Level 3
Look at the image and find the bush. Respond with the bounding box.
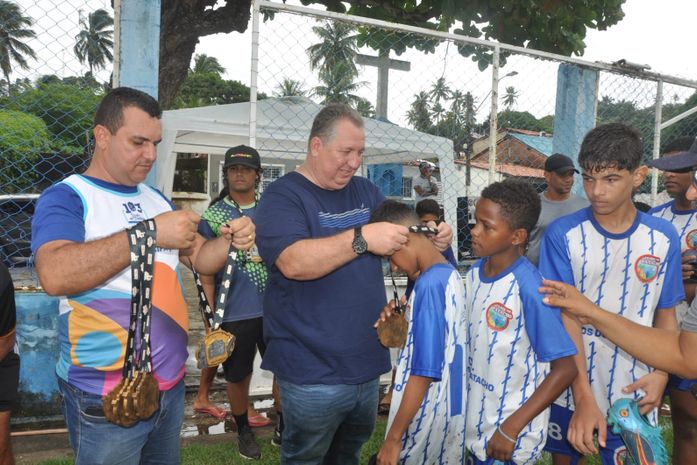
[0,110,51,193]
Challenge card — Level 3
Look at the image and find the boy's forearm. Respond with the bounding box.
[384,375,432,443]
[502,356,577,436]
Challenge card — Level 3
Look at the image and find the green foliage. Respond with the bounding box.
[191,54,226,75]
[174,72,267,108]
[9,81,103,153]
[0,109,50,192]
[406,80,477,152]
[497,110,552,133]
[310,0,626,69]
[73,8,113,75]
[274,78,307,97]
[0,0,37,88]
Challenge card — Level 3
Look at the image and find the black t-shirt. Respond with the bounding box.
[0,263,16,337]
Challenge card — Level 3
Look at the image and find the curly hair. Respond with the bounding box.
[369,200,419,225]
[480,179,541,232]
[415,199,440,220]
[578,123,643,173]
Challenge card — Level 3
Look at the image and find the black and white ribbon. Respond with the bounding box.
[125,219,156,378]
[191,245,237,331]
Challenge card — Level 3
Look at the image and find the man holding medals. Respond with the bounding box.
[31,88,255,465]
[194,145,281,460]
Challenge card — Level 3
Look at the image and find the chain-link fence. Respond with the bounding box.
[2,0,697,269]
[0,0,110,268]
[249,0,697,261]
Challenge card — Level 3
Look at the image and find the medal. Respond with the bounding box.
[376,270,409,348]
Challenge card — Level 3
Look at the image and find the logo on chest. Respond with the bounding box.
[686,229,697,250]
[486,302,513,331]
[122,202,146,223]
[634,254,660,283]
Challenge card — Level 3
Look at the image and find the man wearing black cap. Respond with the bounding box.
[526,153,589,265]
[194,145,281,459]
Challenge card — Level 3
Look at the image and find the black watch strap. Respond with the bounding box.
[352,226,368,255]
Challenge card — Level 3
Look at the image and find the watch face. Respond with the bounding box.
[353,236,368,254]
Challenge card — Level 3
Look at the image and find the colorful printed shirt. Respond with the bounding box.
[31,175,188,395]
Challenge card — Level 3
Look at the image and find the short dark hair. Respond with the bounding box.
[578,123,643,173]
[94,87,162,134]
[369,200,419,225]
[480,179,540,232]
[662,136,694,155]
[415,199,440,219]
[308,103,363,150]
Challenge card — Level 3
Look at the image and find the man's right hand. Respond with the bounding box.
[568,396,607,455]
[153,210,201,250]
[362,222,409,256]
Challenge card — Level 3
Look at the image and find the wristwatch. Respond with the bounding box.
[352,227,368,255]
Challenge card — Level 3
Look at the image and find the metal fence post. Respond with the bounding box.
[487,47,500,186]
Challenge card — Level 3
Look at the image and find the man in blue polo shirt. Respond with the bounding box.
[255,103,452,465]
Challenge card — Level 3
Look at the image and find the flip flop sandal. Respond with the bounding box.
[194,405,227,420]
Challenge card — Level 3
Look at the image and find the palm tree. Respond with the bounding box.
[307,21,358,81]
[274,78,306,97]
[312,62,365,106]
[0,1,36,91]
[191,53,225,75]
[74,8,113,75]
[503,86,519,110]
[429,77,451,107]
[406,91,431,132]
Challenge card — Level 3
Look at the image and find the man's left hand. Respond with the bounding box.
[426,220,452,252]
[220,216,256,251]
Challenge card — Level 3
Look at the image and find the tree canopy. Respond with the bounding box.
[0,109,50,192]
[158,0,626,108]
[0,0,36,92]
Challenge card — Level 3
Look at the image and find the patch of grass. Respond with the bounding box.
[31,416,676,465]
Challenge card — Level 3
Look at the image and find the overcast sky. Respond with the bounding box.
[197,0,697,86]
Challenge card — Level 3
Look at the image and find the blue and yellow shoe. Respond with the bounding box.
[607,398,668,465]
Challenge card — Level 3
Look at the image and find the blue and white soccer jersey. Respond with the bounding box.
[650,200,697,252]
[539,207,684,423]
[387,264,467,465]
[650,200,697,391]
[464,256,576,465]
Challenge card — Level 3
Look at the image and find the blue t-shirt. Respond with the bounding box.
[255,172,390,384]
[198,198,268,322]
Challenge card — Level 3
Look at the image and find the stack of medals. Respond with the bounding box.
[376,269,408,348]
[103,219,160,426]
[193,243,237,369]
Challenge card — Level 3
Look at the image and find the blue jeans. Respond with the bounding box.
[278,377,379,465]
[58,377,184,465]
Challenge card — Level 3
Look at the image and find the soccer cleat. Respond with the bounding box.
[607,398,668,465]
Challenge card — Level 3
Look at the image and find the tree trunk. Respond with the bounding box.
[158,0,252,109]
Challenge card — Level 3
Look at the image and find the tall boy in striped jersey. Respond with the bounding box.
[464,180,577,465]
[539,123,683,465]
[647,136,697,465]
[371,200,467,465]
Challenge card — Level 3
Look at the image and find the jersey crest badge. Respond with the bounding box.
[634,254,660,283]
[686,229,697,249]
[486,302,513,331]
